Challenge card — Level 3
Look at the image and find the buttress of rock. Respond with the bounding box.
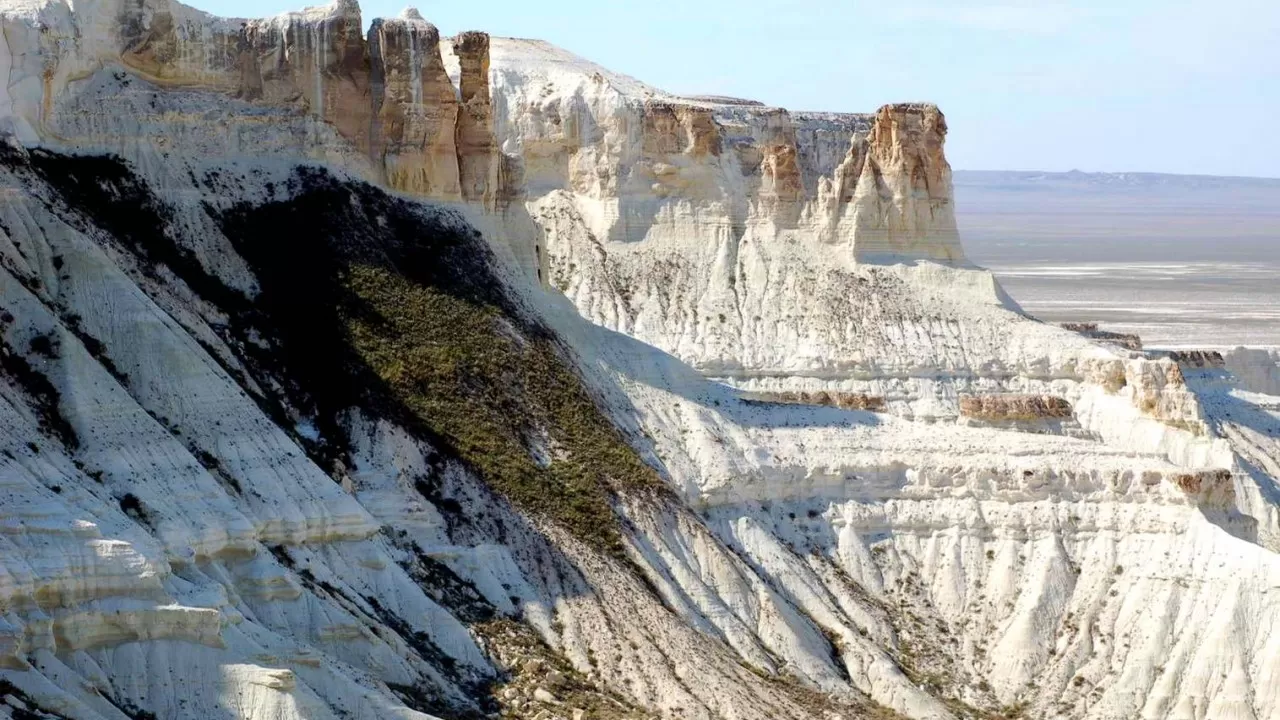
[757,113,804,227]
[298,1,371,147]
[834,103,965,263]
[369,15,461,199]
[453,30,502,207]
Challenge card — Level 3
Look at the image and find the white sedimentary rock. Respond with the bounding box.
[0,1,1276,719]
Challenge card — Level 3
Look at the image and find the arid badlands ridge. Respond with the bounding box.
[0,0,1279,719]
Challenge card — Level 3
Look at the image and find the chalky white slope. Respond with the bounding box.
[470,28,1280,720]
[0,0,1276,719]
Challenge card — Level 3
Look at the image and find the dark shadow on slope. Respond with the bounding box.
[4,149,673,717]
[214,166,670,556]
[1197,504,1260,546]
[1211,407,1280,505]
[6,148,912,719]
[15,149,668,558]
[0,679,77,720]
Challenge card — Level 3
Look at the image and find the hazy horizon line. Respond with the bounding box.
[954,168,1280,182]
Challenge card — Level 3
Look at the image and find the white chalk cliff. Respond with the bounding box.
[0,1,1278,719]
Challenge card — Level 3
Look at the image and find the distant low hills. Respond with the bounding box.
[954,169,1280,193]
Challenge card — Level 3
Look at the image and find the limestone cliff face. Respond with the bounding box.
[369,11,461,199]
[844,104,960,261]
[468,38,973,381]
[481,39,963,262]
[119,0,372,143]
[4,4,1280,720]
[5,0,497,202]
[0,0,962,279]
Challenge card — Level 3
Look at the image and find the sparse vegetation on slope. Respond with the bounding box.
[341,262,663,553]
[474,619,653,720]
[214,167,666,555]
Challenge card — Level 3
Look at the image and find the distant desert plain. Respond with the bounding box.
[956,170,1280,348]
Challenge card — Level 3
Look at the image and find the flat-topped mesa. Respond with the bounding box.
[476,36,981,376]
[475,37,968,265]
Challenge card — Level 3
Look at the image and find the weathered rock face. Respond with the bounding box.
[7,0,497,205]
[479,39,963,263]
[1166,349,1227,368]
[1061,322,1144,350]
[742,389,888,412]
[3,3,1280,720]
[452,31,501,206]
[469,39,983,382]
[119,0,372,141]
[959,394,1074,421]
[369,11,461,198]
[849,104,960,260]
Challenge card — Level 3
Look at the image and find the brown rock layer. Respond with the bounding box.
[1061,323,1143,351]
[867,104,949,198]
[453,31,501,206]
[849,103,960,260]
[1166,350,1226,368]
[1126,359,1207,434]
[640,103,722,158]
[121,0,374,149]
[755,110,803,225]
[304,4,373,151]
[959,395,1074,421]
[1170,469,1235,506]
[743,391,887,413]
[800,103,962,261]
[117,0,503,208]
[369,16,461,198]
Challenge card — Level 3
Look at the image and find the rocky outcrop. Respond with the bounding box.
[1061,322,1143,350]
[1170,468,1234,497]
[1127,357,1205,432]
[121,0,372,144]
[488,43,964,260]
[10,0,505,206]
[1166,349,1227,368]
[840,104,961,261]
[959,394,1073,421]
[742,390,887,412]
[477,38,987,382]
[453,31,503,206]
[369,11,461,198]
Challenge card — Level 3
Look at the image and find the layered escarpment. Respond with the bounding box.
[1,1,1280,720]
[485,39,969,377]
[484,38,962,261]
[0,0,506,204]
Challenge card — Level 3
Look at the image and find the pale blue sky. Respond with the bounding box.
[190,0,1280,177]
